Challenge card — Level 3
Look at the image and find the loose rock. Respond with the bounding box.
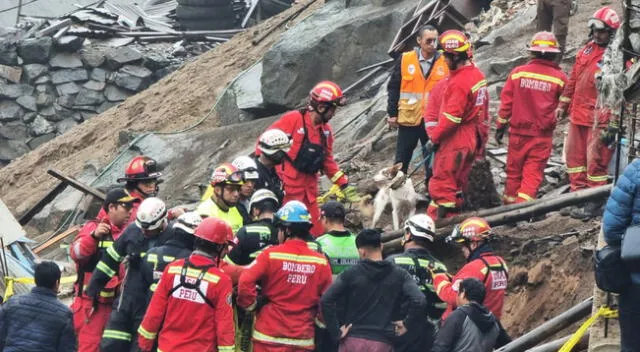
[84,80,106,91]
[23,64,48,83]
[104,85,129,102]
[17,37,53,64]
[0,83,34,99]
[0,121,29,140]
[51,69,89,84]
[30,115,56,136]
[34,75,51,84]
[105,47,143,70]
[56,82,80,96]
[74,88,105,106]
[114,65,153,91]
[57,95,76,109]
[90,68,109,82]
[0,64,22,83]
[81,48,106,68]
[16,95,37,111]
[0,140,30,162]
[22,112,36,124]
[0,101,24,121]
[56,118,79,135]
[27,133,56,149]
[0,41,18,66]
[56,36,85,52]
[49,53,84,69]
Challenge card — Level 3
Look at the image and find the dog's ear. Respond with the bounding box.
[393,162,403,171]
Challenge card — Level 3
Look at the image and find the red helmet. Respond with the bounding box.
[589,7,621,30]
[447,217,492,243]
[210,163,244,187]
[194,217,234,245]
[117,156,162,183]
[439,30,472,57]
[528,31,561,53]
[309,81,346,107]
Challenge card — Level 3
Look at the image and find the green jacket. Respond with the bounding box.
[317,230,359,275]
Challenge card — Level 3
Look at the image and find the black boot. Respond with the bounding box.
[570,202,602,220]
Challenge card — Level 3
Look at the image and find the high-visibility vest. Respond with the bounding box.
[398,49,449,126]
[196,198,244,234]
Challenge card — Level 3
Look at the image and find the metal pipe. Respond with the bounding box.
[343,66,383,94]
[495,297,593,352]
[525,332,589,352]
[356,58,394,73]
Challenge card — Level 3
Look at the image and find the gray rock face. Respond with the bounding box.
[104,85,129,102]
[74,88,105,106]
[144,54,171,71]
[38,105,57,119]
[57,95,76,108]
[51,69,89,84]
[0,101,24,121]
[0,83,34,99]
[81,48,106,68]
[0,139,30,162]
[27,133,56,150]
[90,68,109,82]
[114,65,153,92]
[84,80,106,91]
[49,53,84,69]
[22,112,36,123]
[105,47,143,70]
[16,95,37,111]
[0,41,18,66]
[260,0,412,109]
[36,84,57,107]
[56,82,80,96]
[17,37,53,64]
[23,64,48,83]
[0,64,22,83]
[30,115,56,136]
[0,121,29,140]
[56,118,79,135]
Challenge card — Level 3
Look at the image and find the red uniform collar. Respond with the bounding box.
[528,58,561,69]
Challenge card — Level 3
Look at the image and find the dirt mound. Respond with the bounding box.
[0,1,323,216]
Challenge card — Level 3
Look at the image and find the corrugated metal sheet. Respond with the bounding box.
[0,198,26,247]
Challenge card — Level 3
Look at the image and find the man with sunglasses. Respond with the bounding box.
[197,163,245,233]
[70,189,136,352]
[259,81,358,237]
[387,25,449,184]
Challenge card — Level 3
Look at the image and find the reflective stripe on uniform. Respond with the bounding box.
[146,253,158,265]
[443,112,462,124]
[430,200,456,208]
[435,280,450,295]
[559,96,571,103]
[137,325,157,340]
[399,92,422,100]
[393,257,414,265]
[246,226,272,234]
[102,329,131,341]
[517,192,535,201]
[471,79,487,93]
[315,317,326,329]
[150,283,157,292]
[163,256,175,262]
[425,121,438,128]
[167,266,220,283]
[502,194,517,203]
[268,252,327,265]
[218,346,235,352]
[252,330,314,348]
[98,240,114,248]
[96,262,116,277]
[566,166,587,174]
[587,174,609,182]
[106,246,122,262]
[497,116,509,124]
[511,72,565,87]
[330,170,345,183]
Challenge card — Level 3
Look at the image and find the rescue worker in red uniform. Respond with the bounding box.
[237,201,333,351]
[259,81,358,237]
[433,217,508,321]
[426,31,489,219]
[70,189,136,352]
[496,32,568,204]
[137,217,236,352]
[556,7,621,219]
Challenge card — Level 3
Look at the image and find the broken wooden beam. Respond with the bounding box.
[356,59,394,73]
[32,225,80,255]
[47,169,106,201]
[36,19,73,38]
[18,181,68,226]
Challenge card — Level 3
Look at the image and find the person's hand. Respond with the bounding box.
[341,184,360,203]
[339,324,352,339]
[92,222,111,239]
[393,321,408,336]
[495,125,507,145]
[425,140,439,154]
[554,107,566,121]
[168,207,186,220]
[387,116,399,128]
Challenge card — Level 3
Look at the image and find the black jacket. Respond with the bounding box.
[432,302,511,352]
[227,218,279,266]
[0,287,76,352]
[321,259,426,345]
[254,156,285,203]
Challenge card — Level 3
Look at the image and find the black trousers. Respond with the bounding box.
[100,307,144,352]
[619,283,640,352]
[395,124,430,177]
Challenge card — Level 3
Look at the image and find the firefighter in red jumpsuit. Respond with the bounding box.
[137,217,236,352]
[556,7,621,219]
[237,201,333,352]
[259,81,358,237]
[426,31,489,219]
[70,189,136,352]
[496,32,568,204]
[432,217,508,321]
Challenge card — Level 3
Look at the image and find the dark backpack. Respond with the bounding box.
[594,245,631,294]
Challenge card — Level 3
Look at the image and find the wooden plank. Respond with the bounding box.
[19,181,68,226]
[47,169,106,201]
[32,225,80,255]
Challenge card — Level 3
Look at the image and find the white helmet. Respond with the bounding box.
[249,189,279,210]
[136,197,168,231]
[405,214,436,242]
[173,211,202,235]
[258,129,291,156]
[232,156,259,181]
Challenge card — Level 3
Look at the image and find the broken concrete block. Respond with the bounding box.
[0,101,24,121]
[114,65,152,91]
[16,95,37,111]
[74,88,105,106]
[56,82,80,96]
[17,37,53,64]
[49,53,84,69]
[56,118,79,135]
[0,121,29,140]
[23,64,48,83]
[57,95,76,109]
[84,80,106,91]
[55,36,85,52]
[30,115,56,136]
[81,48,106,68]
[104,85,129,102]
[22,112,36,123]
[27,133,56,149]
[0,64,22,83]
[0,139,30,162]
[105,47,143,70]
[0,41,18,66]
[0,83,34,99]
[51,69,89,84]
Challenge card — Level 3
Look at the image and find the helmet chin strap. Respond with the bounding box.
[135,185,157,198]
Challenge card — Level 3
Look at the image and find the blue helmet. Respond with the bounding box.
[275,201,312,229]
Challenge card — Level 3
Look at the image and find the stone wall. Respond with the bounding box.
[0,37,176,165]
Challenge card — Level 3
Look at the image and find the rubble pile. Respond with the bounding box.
[467,0,529,39]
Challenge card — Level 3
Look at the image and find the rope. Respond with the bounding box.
[557,306,619,352]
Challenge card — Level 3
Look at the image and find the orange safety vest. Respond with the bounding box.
[399,49,449,126]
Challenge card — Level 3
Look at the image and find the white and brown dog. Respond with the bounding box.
[370,163,418,230]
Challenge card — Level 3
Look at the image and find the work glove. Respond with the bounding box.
[425,140,439,154]
[600,121,620,146]
[340,184,360,203]
[495,125,507,145]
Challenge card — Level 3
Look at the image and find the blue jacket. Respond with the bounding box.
[0,287,76,352]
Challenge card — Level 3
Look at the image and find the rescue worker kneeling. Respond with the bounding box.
[137,217,236,352]
[237,201,333,352]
